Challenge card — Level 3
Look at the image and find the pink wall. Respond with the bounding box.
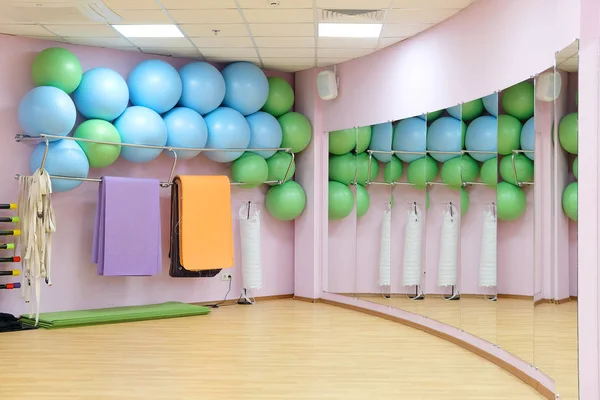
[0,34,296,315]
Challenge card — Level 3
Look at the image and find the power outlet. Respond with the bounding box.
[221,272,232,281]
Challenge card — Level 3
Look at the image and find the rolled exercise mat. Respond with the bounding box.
[175,176,234,271]
[20,302,210,329]
[92,177,162,276]
[169,181,221,278]
[0,312,37,332]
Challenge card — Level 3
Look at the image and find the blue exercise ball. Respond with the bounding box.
[246,111,283,159]
[18,86,76,140]
[114,106,168,163]
[73,67,129,121]
[204,107,251,163]
[521,116,535,160]
[128,60,182,114]
[179,62,225,115]
[465,116,498,162]
[370,122,393,163]
[29,139,89,192]
[446,105,461,120]
[222,62,269,116]
[163,107,208,160]
[482,93,498,116]
[427,117,462,162]
[393,117,426,163]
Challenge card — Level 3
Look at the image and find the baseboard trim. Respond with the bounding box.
[193,293,293,307]
[333,292,534,300]
[534,297,578,305]
[497,294,534,300]
[293,296,318,303]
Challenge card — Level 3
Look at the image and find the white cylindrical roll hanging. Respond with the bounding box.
[379,208,392,287]
[438,203,459,287]
[479,205,497,287]
[238,203,262,291]
[402,203,422,287]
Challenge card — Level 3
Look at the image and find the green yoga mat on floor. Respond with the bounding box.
[20,302,211,329]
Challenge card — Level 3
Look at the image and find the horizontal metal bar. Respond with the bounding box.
[367,150,394,155]
[426,182,446,185]
[462,182,488,186]
[16,134,293,153]
[461,150,497,155]
[520,182,535,186]
[513,149,534,154]
[426,150,462,155]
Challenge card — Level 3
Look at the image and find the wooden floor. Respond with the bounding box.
[0,299,546,400]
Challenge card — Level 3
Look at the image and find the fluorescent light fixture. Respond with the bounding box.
[112,24,184,38]
[318,23,382,38]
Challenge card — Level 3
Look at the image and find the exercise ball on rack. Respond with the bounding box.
[407,155,438,189]
[499,154,534,185]
[114,106,168,163]
[369,122,393,162]
[498,115,522,155]
[278,112,312,153]
[328,181,354,220]
[559,112,578,154]
[179,62,225,115]
[329,153,356,185]
[356,152,379,185]
[520,117,535,160]
[30,139,89,192]
[18,86,77,140]
[222,62,269,116]
[329,128,356,155]
[246,111,283,159]
[497,181,527,221]
[573,156,578,180]
[231,152,268,188]
[480,157,498,187]
[73,119,121,169]
[128,59,182,114]
[265,180,306,220]
[393,117,426,163]
[465,116,498,162]
[426,116,463,162]
[441,155,479,189]
[482,93,498,116]
[427,110,443,122]
[73,67,129,121]
[356,184,370,218]
[31,47,82,94]
[262,77,294,117]
[447,98,484,122]
[356,126,372,154]
[384,157,403,184]
[204,107,251,163]
[502,81,535,120]
[266,151,295,185]
[562,181,578,221]
[163,107,208,160]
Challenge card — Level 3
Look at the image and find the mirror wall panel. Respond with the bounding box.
[496,80,536,364]
[460,94,499,345]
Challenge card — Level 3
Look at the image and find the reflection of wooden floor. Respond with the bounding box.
[0,300,545,399]
[355,295,578,400]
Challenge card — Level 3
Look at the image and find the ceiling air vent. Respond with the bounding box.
[320,9,385,23]
[1,1,122,24]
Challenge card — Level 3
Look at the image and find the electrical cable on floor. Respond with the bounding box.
[205,278,233,308]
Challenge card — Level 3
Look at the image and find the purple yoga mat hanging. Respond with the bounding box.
[92,177,162,276]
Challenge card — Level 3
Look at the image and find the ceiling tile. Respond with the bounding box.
[377,37,406,48]
[64,37,132,47]
[204,56,260,65]
[0,24,54,36]
[111,10,173,23]
[316,0,392,8]
[259,48,315,58]
[317,48,373,58]
[266,65,312,72]
[127,37,194,47]
[254,37,315,48]
[392,0,474,8]
[242,9,314,23]
[103,0,160,9]
[250,23,314,37]
[387,9,460,24]
[199,47,258,58]
[381,23,432,37]
[181,24,248,37]
[318,37,378,49]
[191,36,254,47]
[160,0,237,9]
[317,58,346,67]
[141,47,201,57]
[238,0,313,8]
[169,9,243,24]
[43,24,121,37]
[262,57,315,67]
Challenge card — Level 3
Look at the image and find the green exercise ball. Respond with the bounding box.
[329,128,356,155]
[440,155,479,189]
[461,98,484,121]
[278,112,312,153]
[32,47,82,94]
[426,191,430,210]
[461,188,469,216]
[384,157,403,184]
[407,155,438,189]
[499,154,534,185]
[261,77,294,117]
[231,153,269,189]
[498,114,523,155]
[266,151,295,185]
[573,156,578,180]
[265,181,306,221]
[562,181,578,222]
[356,126,372,154]
[427,110,443,122]
[480,157,498,187]
[73,119,121,169]
[329,153,356,185]
[356,153,379,185]
[502,81,534,120]
[558,112,578,154]
[461,120,467,149]
[497,182,527,221]
[356,184,370,218]
[329,181,354,220]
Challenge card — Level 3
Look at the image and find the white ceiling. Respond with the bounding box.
[0,0,476,72]
[556,40,578,72]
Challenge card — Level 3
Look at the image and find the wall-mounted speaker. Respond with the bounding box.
[317,70,338,101]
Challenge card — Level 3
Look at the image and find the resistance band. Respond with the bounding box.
[0,282,21,289]
[0,204,17,210]
[0,230,20,236]
[0,217,19,223]
[0,270,20,276]
[0,256,20,263]
[0,244,15,250]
